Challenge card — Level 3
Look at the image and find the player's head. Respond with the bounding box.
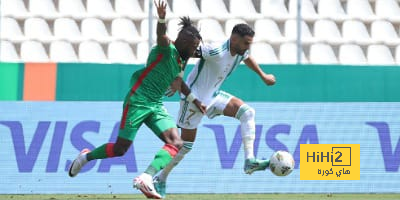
[174,17,202,61]
[230,23,255,55]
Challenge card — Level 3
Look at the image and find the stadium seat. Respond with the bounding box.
[50,40,79,62]
[167,18,182,41]
[288,0,319,21]
[136,42,149,64]
[342,20,371,45]
[370,20,400,45]
[317,0,347,22]
[309,43,338,64]
[54,18,83,43]
[346,0,376,22]
[86,0,117,20]
[260,0,291,21]
[78,41,108,63]
[313,19,342,45]
[108,41,137,64]
[367,44,396,65]
[254,19,286,44]
[396,45,400,64]
[225,19,247,37]
[229,0,262,21]
[0,17,26,42]
[200,0,233,21]
[375,0,400,21]
[197,19,226,42]
[81,18,110,43]
[338,44,367,65]
[140,19,157,41]
[111,18,143,43]
[1,40,20,62]
[284,19,314,43]
[250,42,280,64]
[115,0,147,20]
[28,0,59,19]
[58,0,87,19]
[24,17,54,42]
[1,0,30,19]
[172,0,204,20]
[20,40,50,62]
[279,42,308,64]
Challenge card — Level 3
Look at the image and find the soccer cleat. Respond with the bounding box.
[133,173,162,199]
[68,148,90,177]
[153,175,166,199]
[244,158,270,175]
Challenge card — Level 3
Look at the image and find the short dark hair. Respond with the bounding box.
[231,23,255,37]
[178,16,202,41]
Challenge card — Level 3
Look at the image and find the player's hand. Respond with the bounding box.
[261,73,276,86]
[193,99,206,114]
[154,0,166,19]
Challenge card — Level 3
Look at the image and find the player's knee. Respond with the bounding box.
[169,138,183,150]
[113,145,128,157]
[237,104,255,123]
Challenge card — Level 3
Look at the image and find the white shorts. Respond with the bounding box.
[177,91,234,129]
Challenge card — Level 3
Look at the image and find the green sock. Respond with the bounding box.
[145,149,173,176]
[86,144,108,161]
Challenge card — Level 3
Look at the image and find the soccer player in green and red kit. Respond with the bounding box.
[68,1,205,199]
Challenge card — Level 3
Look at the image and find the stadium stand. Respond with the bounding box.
[53,17,84,43]
[309,42,338,64]
[20,40,50,62]
[1,0,400,65]
[49,40,79,62]
[339,44,368,65]
[78,40,108,63]
[1,40,20,62]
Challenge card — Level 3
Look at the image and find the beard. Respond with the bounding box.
[237,49,246,55]
[178,49,189,61]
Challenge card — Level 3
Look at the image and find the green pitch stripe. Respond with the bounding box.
[0,63,23,100]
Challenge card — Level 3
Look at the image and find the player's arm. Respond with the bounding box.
[155,0,169,47]
[179,80,206,114]
[244,56,276,86]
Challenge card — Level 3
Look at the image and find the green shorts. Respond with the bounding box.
[119,103,177,141]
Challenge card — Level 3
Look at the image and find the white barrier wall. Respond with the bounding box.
[0,102,399,194]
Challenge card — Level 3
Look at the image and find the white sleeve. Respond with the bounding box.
[200,43,218,60]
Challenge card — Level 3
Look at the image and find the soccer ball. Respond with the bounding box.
[269,150,295,176]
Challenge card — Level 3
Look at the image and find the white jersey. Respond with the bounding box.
[185,40,249,105]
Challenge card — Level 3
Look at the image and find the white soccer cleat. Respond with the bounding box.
[68,148,90,177]
[133,173,162,199]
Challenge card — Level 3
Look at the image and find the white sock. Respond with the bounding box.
[158,141,193,181]
[242,135,255,159]
[235,104,256,160]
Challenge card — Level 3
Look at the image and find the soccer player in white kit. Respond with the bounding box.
[154,24,276,198]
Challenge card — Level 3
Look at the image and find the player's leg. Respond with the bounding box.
[134,127,180,199]
[157,127,197,179]
[216,91,269,174]
[153,128,196,198]
[153,100,203,198]
[69,103,143,178]
[133,106,182,199]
